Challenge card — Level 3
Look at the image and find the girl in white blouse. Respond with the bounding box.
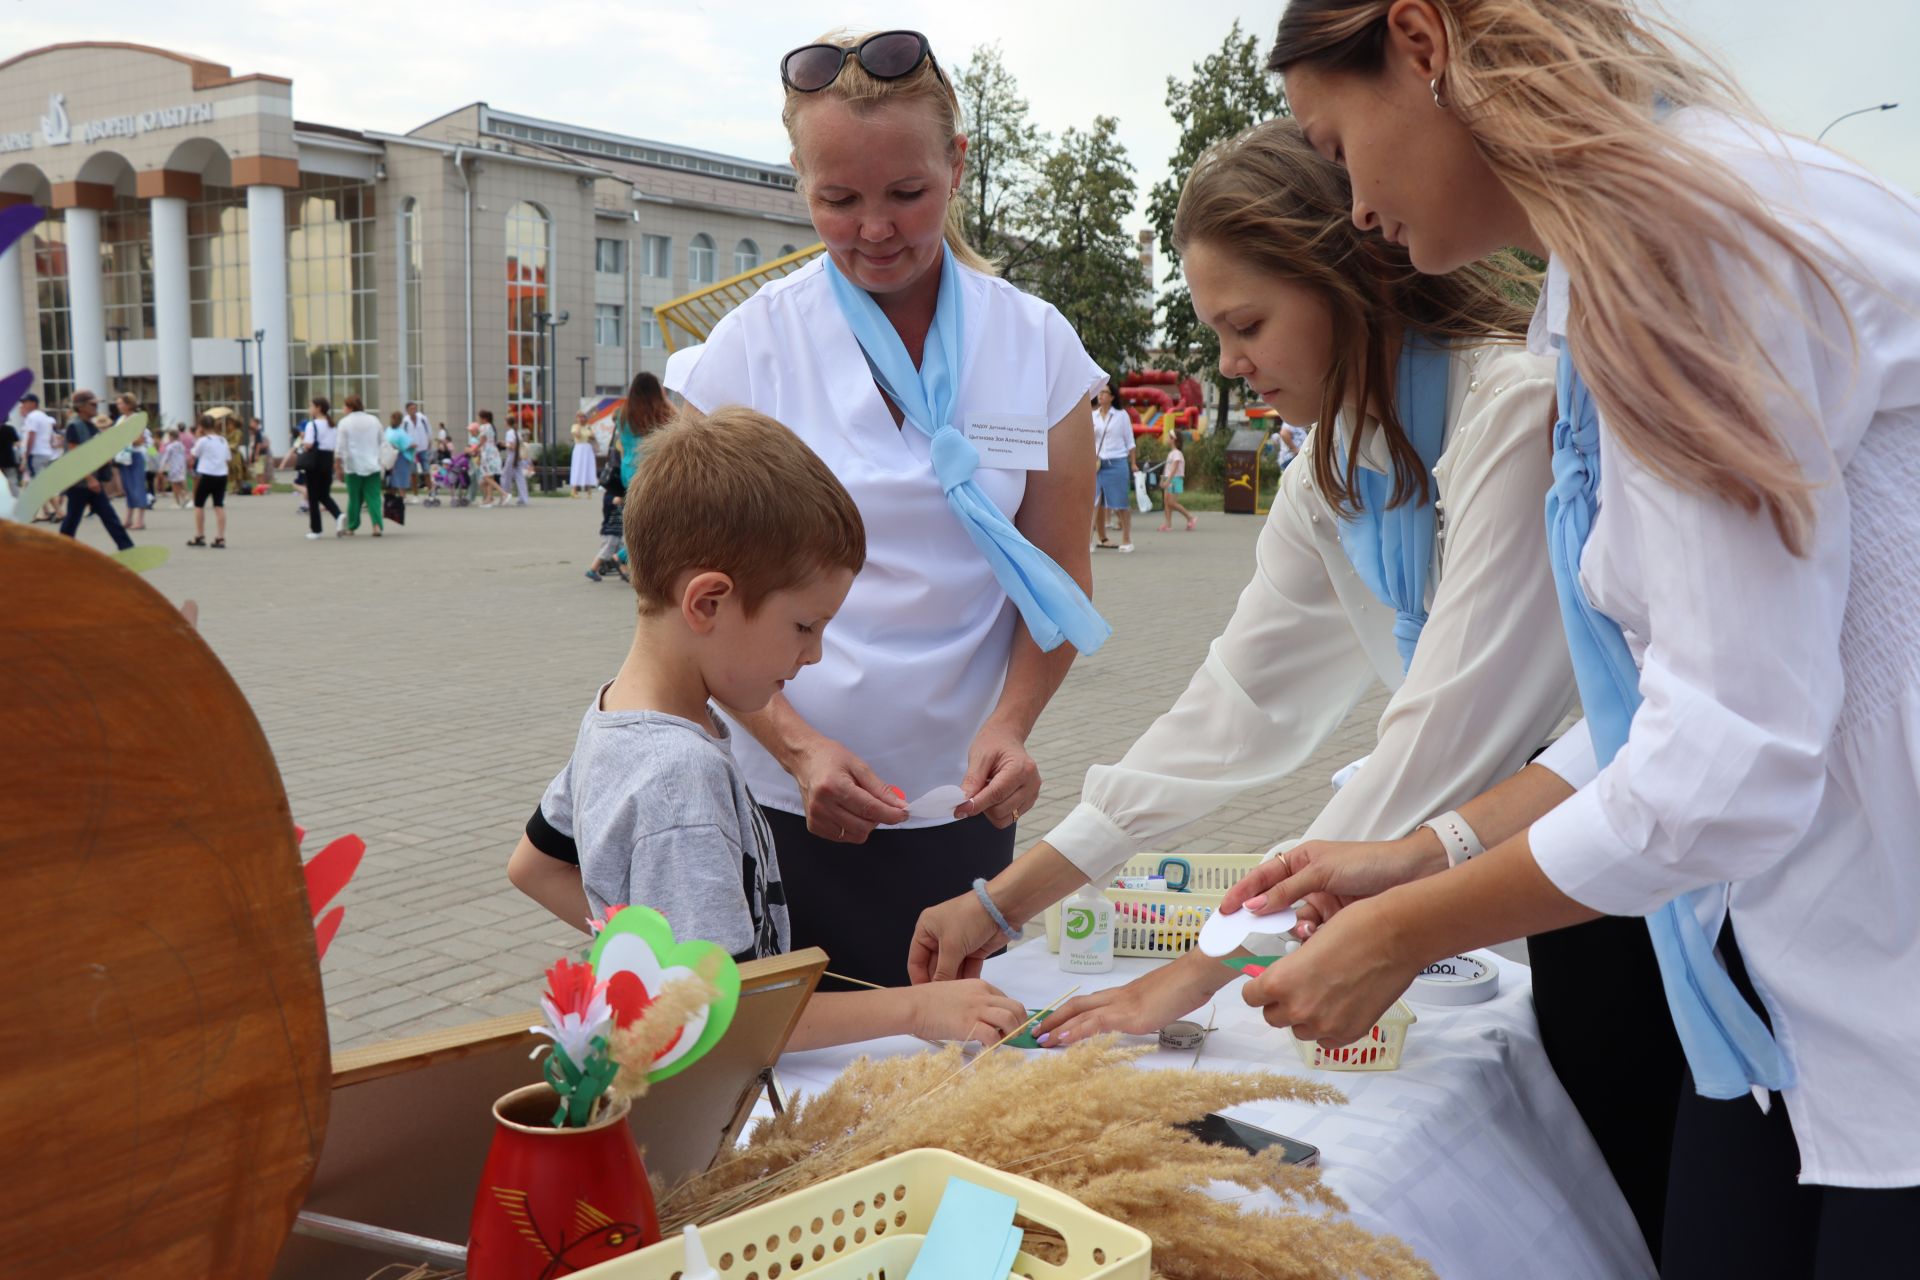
[1252,0,1920,1268]
[912,116,1682,1251]
[665,30,1106,989]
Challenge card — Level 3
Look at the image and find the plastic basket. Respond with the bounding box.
[575,1147,1151,1279]
[1043,853,1266,957]
[1291,999,1417,1071]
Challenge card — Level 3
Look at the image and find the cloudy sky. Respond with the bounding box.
[12,1,1916,232]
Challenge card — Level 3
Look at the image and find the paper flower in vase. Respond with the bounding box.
[588,906,740,1084]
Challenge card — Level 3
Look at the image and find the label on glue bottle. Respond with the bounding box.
[1060,885,1114,973]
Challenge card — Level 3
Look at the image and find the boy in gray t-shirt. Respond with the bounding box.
[530,689,785,962]
[508,408,1028,1051]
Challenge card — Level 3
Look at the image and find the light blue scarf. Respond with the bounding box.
[824,247,1111,655]
[1335,334,1452,671]
[1547,341,1795,1101]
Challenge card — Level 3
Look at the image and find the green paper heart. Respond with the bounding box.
[588,906,741,1084]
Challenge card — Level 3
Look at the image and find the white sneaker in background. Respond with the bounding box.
[1117,542,1135,554]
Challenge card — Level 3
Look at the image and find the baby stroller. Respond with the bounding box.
[429,453,470,508]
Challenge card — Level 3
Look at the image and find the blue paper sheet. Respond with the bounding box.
[905,1175,1024,1280]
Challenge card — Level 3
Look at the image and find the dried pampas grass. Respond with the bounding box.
[604,971,722,1105]
[657,1037,1433,1280]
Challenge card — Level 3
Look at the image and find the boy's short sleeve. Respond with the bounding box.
[622,823,757,959]
[526,759,579,865]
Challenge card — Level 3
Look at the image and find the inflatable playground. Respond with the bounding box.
[1117,369,1204,437]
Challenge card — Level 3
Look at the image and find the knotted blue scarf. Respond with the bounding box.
[1547,341,1795,1101]
[824,247,1110,654]
[1335,334,1451,671]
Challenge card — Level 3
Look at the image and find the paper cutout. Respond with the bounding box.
[906,1176,1024,1280]
[109,546,170,574]
[297,828,365,962]
[0,204,43,257]
[587,906,740,1083]
[904,784,968,821]
[1197,903,1298,958]
[1220,955,1281,973]
[1005,1008,1054,1050]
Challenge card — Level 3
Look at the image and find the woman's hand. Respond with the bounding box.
[955,719,1040,828]
[1219,834,1446,937]
[907,978,1030,1044]
[1241,896,1421,1047]
[789,735,909,842]
[1035,951,1224,1046]
[907,889,1005,984]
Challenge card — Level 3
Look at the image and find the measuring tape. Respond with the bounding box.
[1407,954,1500,1006]
[1158,1019,1208,1050]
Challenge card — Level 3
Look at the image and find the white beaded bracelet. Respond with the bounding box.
[1421,810,1487,869]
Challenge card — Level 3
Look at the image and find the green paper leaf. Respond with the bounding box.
[111,545,170,574]
[1220,955,1281,972]
[18,412,147,515]
[587,905,741,1084]
[1005,1008,1055,1050]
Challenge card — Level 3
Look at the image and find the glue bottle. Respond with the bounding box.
[1059,884,1114,973]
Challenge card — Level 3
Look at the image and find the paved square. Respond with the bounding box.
[63,491,1385,1049]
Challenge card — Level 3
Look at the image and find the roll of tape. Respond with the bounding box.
[1408,954,1499,1006]
[1158,1019,1207,1050]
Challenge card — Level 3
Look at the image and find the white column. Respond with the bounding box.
[0,228,26,381]
[246,183,290,453]
[149,195,193,432]
[65,205,108,396]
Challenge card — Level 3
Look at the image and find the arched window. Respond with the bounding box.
[688,233,715,286]
[779,244,797,258]
[504,201,552,441]
[733,238,760,276]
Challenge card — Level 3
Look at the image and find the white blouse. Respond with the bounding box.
[1045,341,1574,878]
[1093,407,1134,460]
[670,257,1105,824]
[1527,109,1920,1187]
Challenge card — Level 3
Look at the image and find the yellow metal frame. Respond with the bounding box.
[655,243,827,352]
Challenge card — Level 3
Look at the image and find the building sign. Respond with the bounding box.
[0,92,214,155]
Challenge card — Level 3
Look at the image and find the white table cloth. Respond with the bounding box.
[769,940,1656,1279]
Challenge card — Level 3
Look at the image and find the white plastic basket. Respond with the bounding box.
[576,1147,1151,1280]
[1291,999,1417,1071]
[1043,853,1266,957]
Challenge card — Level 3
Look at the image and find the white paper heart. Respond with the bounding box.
[904,784,969,822]
[1197,903,1299,957]
[596,931,712,1072]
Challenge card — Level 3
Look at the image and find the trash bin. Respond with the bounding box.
[1224,428,1266,515]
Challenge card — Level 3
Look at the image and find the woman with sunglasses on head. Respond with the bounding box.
[1229,2,1920,1271]
[658,30,1108,990]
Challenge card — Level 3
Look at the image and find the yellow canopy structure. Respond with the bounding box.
[655,243,826,352]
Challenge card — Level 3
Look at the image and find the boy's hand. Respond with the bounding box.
[908,978,1029,1044]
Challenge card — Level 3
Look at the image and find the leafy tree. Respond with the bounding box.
[1144,20,1289,431]
[1026,116,1153,378]
[954,43,1048,288]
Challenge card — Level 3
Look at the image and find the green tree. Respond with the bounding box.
[954,43,1048,288]
[1027,116,1154,379]
[1145,21,1289,431]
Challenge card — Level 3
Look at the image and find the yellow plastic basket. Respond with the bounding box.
[575,1148,1151,1279]
[1043,853,1267,958]
[1291,999,1418,1071]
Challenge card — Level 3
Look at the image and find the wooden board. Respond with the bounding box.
[0,524,332,1278]
[273,948,825,1277]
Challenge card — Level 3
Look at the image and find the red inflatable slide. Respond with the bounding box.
[1118,369,1204,434]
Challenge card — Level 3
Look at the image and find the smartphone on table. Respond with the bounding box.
[1179,1112,1320,1166]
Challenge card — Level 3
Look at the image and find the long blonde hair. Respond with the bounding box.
[1175,117,1535,512]
[1272,0,1840,554]
[780,30,996,276]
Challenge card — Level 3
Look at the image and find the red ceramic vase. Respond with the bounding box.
[467,1083,661,1279]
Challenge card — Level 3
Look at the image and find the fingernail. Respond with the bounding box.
[1244,894,1266,912]
[1035,1032,1051,1045]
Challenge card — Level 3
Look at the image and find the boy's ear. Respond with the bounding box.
[679,570,736,634]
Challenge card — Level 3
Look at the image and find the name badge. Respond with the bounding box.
[963,413,1049,471]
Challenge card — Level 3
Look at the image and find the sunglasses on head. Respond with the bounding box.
[780,29,945,94]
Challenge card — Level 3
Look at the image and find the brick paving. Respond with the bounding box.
[66,491,1385,1049]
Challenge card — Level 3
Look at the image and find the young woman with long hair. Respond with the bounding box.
[1233,2,1920,1269]
[616,371,672,486]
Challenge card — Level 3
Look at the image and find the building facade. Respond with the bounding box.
[0,42,814,452]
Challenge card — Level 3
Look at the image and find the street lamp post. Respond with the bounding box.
[236,336,253,432]
[576,354,590,403]
[107,324,128,387]
[1817,102,1898,143]
[548,310,569,472]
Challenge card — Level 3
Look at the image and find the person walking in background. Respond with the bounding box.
[299,396,342,540]
[112,393,151,532]
[615,371,671,487]
[186,415,230,548]
[384,410,415,496]
[334,394,385,537]
[472,410,506,507]
[583,442,628,582]
[1,404,20,497]
[1091,380,1138,553]
[1156,429,1196,532]
[568,413,598,496]
[56,389,134,551]
[20,392,61,522]
[158,427,188,506]
[403,401,431,495]
[501,417,530,506]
